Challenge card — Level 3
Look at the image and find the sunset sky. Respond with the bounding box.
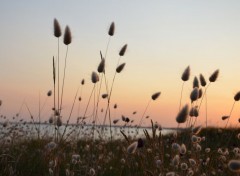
[1,1,240,127]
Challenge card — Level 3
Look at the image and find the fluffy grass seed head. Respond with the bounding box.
[228,160,240,173]
[53,56,56,84]
[156,160,162,168]
[172,143,180,152]
[189,107,196,117]
[195,143,202,151]
[102,94,108,99]
[192,125,202,135]
[119,44,128,56]
[193,108,199,117]
[46,141,57,151]
[56,116,62,127]
[116,63,126,73]
[166,172,176,176]
[91,72,99,83]
[47,90,52,97]
[71,154,80,164]
[108,22,115,36]
[187,169,194,176]
[237,133,240,139]
[172,154,180,166]
[180,143,187,155]
[191,135,198,143]
[189,158,196,166]
[127,141,138,154]
[63,26,72,45]
[113,119,119,124]
[49,116,54,124]
[234,91,240,101]
[120,158,126,164]
[181,66,190,81]
[205,148,211,153]
[193,76,199,88]
[198,88,203,99]
[200,74,207,87]
[176,104,189,123]
[53,18,61,38]
[81,79,85,85]
[3,120,8,128]
[181,163,188,170]
[89,168,95,176]
[222,115,229,121]
[209,69,219,82]
[97,59,105,73]
[152,92,161,100]
[190,87,199,102]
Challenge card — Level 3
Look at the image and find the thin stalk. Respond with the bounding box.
[17,98,26,121]
[60,86,80,142]
[138,99,152,129]
[205,92,208,147]
[92,86,97,140]
[226,120,240,148]
[60,45,69,114]
[76,85,95,141]
[53,57,56,115]
[57,38,60,113]
[193,83,211,126]
[83,85,95,120]
[94,73,104,126]
[225,101,236,129]
[24,102,38,135]
[104,36,111,60]
[99,37,112,138]
[198,83,210,113]
[102,56,121,140]
[205,91,208,128]
[77,86,83,118]
[186,102,193,128]
[179,82,185,111]
[40,97,49,113]
[38,91,41,139]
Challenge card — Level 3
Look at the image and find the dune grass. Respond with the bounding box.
[1,19,240,176]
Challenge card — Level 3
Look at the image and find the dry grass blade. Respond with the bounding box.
[143,129,151,141]
[144,170,154,176]
[120,130,129,143]
[151,119,156,139]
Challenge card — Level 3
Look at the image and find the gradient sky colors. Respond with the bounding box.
[1,1,240,127]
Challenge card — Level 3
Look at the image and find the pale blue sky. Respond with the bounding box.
[1,1,240,127]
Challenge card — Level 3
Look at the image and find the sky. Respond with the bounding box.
[1,1,240,127]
